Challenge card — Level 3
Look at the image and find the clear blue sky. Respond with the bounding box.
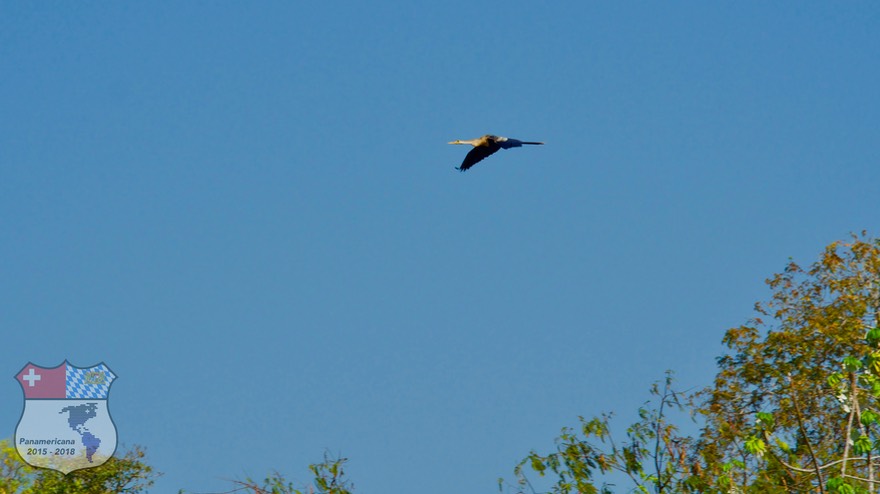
[2,2,878,492]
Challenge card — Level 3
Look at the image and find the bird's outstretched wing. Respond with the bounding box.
[457,145,499,171]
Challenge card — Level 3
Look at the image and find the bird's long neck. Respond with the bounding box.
[451,139,482,146]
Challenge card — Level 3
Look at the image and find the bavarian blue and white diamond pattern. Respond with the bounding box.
[66,363,116,399]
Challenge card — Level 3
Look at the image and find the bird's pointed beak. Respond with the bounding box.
[448,140,461,145]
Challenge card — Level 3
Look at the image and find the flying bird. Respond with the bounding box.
[448,134,544,171]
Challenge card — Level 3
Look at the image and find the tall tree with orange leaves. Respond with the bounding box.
[512,234,880,494]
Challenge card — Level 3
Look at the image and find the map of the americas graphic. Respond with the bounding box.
[59,403,102,462]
